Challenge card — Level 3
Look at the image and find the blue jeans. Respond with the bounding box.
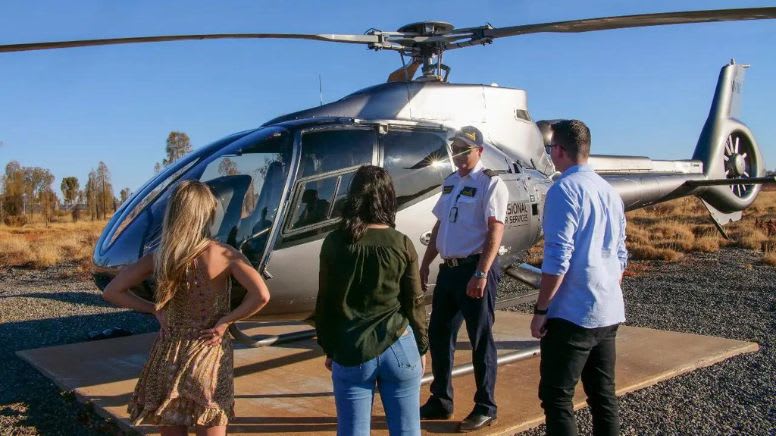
[332,329,422,436]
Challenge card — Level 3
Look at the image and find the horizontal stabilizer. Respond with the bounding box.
[701,199,742,239]
[685,176,776,187]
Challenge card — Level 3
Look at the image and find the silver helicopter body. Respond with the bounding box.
[93,61,767,321]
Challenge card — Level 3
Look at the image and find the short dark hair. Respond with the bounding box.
[553,119,590,160]
[342,165,397,243]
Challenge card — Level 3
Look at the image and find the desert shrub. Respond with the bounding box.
[625,226,651,245]
[3,215,28,227]
[691,225,718,238]
[735,229,768,250]
[763,251,776,267]
[0,236,32,266]
[31,244,61,267]
[628,245,683,262]
[692,237,720,253]
[651,222,695,241]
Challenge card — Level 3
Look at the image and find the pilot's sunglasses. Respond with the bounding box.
[451,146,477,157]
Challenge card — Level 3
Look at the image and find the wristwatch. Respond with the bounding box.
[473,270,487,279]
[533,304,548,315]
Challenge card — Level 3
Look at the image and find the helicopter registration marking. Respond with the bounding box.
[505,202,529,226]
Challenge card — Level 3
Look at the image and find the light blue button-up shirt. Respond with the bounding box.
[542,164,627,328]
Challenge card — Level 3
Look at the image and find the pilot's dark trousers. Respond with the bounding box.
[428,257,499,417]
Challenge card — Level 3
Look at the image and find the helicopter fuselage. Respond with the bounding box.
[93,81,555,320]
[93,62,769,320]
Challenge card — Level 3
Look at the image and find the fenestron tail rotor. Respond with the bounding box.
[723,132,756,198]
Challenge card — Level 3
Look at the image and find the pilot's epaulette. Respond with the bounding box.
[483,168,499,178]
[445,171,457,179]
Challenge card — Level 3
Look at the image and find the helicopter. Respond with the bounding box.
[3,7,775,343]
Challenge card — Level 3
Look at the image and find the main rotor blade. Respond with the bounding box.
[485,7,776,39]
[0,33,379,53]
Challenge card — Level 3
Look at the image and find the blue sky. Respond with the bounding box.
[1,1,774,198]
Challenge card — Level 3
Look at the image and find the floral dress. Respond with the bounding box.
[128,259,234,427]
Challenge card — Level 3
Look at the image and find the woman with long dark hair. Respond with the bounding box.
[315,165,428,435]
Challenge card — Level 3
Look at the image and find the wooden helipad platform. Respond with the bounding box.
[17,311,758,435]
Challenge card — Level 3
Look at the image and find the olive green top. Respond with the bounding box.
[315,227,429,366]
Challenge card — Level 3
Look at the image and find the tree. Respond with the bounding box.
[1,161,24,218]
[163,131,192,167]
[61,176,80,206]
[95,161,115,219]
[218,158,239,176]
[86,170,98,220]
[72,189,86,222]
[40,188,58,226]
[119,187,132,204]
[23,167,54,220]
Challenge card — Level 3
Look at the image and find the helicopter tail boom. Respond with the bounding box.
[592,61,769,215]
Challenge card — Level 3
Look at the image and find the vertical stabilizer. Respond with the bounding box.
[692,60,765,213]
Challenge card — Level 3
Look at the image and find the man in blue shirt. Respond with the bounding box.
[531,120,627,436]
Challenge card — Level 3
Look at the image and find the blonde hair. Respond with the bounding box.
[154,180,218,310]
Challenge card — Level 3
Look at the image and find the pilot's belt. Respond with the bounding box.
[442,254,480,268]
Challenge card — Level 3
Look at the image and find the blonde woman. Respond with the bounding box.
[103,180,270,436]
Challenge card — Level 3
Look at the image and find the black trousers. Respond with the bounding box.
[539,318,620,436]
[428,259,499,417]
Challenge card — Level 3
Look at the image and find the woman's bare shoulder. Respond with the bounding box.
[205,240,245,264]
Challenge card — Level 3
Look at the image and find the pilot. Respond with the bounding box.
[419,126,509,432]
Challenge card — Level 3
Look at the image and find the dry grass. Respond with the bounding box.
[522,190,776,268]
[3,190,775,271]
[626,190,776,265]
[0,217,108,271]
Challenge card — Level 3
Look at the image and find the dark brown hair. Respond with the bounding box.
[553,119,591,161]
[342,165,397,243]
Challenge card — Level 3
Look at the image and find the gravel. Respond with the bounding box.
[1,249,774,435]
[503,248,776,435]
[0,264,157,435]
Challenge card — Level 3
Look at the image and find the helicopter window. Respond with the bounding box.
[299,129,375,178]
[280,128,375,242]
[382,129,451,209]
[287,170,355,231]
[290,177,337,229]
[516,109,532,122]
[197,132,291,247]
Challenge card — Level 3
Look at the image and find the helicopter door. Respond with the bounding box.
[263,127,377,319]
[495,171,536,267]
[380,127,452,291]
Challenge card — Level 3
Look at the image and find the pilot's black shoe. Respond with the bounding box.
[419,398,453,420]
[457,411,497,432]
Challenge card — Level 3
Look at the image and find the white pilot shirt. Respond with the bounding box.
[432,161,509,259]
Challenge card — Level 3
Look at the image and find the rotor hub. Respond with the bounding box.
[396,21,455,36]
[731,154,746,176]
